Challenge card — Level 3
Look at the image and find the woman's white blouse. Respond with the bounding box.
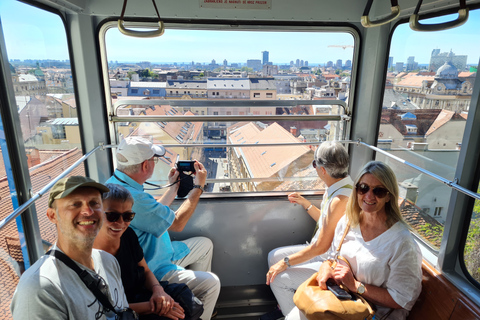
[329,216,423,311]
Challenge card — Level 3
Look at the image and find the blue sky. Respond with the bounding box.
[1,0,479,66]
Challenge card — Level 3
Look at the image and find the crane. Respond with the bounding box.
[328,45,354,49]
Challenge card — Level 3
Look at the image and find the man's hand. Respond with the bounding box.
[193,160,207,187]
[167,167,180,191]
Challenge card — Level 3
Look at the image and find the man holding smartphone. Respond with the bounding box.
[106,136,220,320]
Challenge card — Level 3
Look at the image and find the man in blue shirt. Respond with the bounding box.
[106,136,220,320]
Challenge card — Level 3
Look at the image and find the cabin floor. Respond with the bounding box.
[215,285,279,319]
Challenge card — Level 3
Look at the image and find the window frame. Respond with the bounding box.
[381,12,480,301]
[98,20,360,196]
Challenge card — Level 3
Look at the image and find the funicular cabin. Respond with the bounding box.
[1,0,480,319]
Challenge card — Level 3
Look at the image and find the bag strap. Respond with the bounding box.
[333,222,350,261]
[48,249,116,313]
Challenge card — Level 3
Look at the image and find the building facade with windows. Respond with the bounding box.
[128,81,167,97]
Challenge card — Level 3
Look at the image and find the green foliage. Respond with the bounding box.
[127,71,136,79]
[241,67,253,73]
[418,223,443,248]
[464,186,480,282]
[138,68,156,78]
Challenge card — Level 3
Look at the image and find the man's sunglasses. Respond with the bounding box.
[105,211,136,223]
[356,183,389,198]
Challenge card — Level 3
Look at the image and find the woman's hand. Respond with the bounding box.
[332,261,357,292]
[316,260,335,290]
[266,260,288,285]
[150,286,175,315]
[162,302,185,320]
[288,192,309,209]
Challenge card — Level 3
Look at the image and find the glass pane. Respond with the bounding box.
[106,27,355,194]
[0,144,19,320]
[465,188,480,283]
[379,10,480,251]
[114,100,346,195]
[0,1,86,317]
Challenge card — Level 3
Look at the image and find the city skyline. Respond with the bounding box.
[1,0,480,66]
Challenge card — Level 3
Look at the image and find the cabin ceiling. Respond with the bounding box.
[27,0,480,23]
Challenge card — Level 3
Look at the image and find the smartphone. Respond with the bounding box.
[326,278,352,300]
[176,160,196,173]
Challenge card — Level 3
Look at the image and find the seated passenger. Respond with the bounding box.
[286,161,423,320]
[106,137,220,320]
[93,183,186,319]
[11,176,129,319]
[266,141,353,317]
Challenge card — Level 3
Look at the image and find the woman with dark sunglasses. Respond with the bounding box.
[286,161,423,320]
[94,183,185,320]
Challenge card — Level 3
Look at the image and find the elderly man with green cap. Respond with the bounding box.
[11,176,130,320]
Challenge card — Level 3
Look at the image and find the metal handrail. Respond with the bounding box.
[2,138,479,232]
[354,140,480,201]
[111,114,348,123]
[112,99,348,110]
[0,145,110,231]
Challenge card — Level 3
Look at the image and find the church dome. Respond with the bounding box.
[435,61,458,79]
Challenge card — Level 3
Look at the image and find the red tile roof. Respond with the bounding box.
[425,109,467,136]
[395,75,435,87]
[229,122,311,181]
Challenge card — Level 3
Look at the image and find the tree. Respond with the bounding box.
[241,67,253,73]
[464,186,480,282]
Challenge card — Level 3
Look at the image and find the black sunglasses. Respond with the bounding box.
[105,211,136,223]
[356,183,389,198]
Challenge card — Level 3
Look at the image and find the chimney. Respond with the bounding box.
[399,181,418,204]
[290,126,297,136]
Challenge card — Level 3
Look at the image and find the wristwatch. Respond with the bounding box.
[284,256,291,267]
[357,282,365,295]
[193,185,205,193]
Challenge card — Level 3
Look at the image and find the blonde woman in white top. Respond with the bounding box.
[286,161,422,320]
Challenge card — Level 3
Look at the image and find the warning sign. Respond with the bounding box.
[199,0,271,10]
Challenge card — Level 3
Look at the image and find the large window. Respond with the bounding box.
[103,25,356,195]
[0,2,85,317]
[379,10,480,280]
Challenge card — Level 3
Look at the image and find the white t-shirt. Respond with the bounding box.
[11,245,129,320]
[329,216,423,319]
[311,176,354,245]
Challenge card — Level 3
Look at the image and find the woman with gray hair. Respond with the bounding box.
[264,141,353,319]
[286,161,422,320]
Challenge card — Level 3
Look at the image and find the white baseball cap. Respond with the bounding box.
[116,137,166,166]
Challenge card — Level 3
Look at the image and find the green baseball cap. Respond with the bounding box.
[48,176,110,208]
